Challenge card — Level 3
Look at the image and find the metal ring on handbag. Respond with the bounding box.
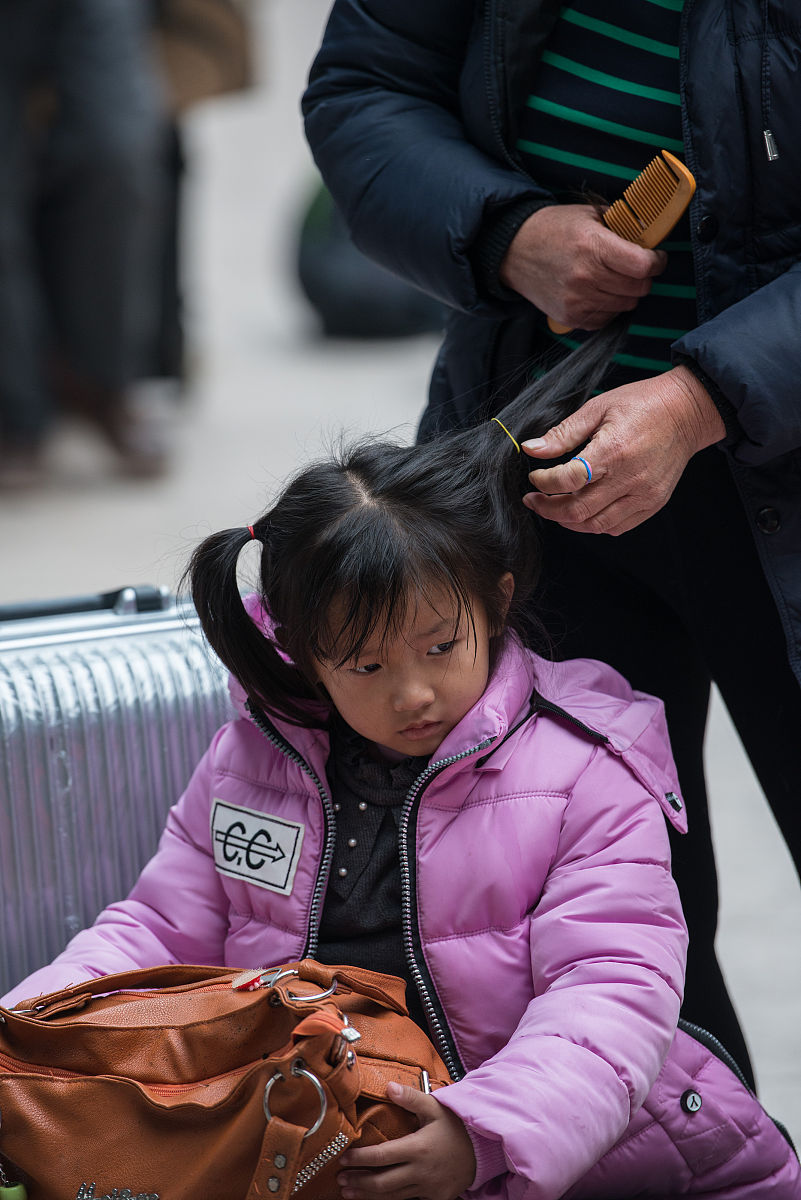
[287,979,338,1003]
[262,967,338,1003]
[262,967,300,987]
[263,1063,327,1139]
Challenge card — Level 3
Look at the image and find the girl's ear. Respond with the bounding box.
[495,572,515,632]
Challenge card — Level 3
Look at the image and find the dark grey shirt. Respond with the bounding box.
[315,719,430,1031]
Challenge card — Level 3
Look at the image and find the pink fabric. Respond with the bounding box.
[4,624,798,1198]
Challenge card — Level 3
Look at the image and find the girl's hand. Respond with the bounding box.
[521,366,726,535]
[336,1081,476,1200]
[500,205,666,330]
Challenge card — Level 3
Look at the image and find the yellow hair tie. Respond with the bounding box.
[491,417,521,454]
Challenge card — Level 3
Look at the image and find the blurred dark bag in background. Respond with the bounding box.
[297,180,445,339]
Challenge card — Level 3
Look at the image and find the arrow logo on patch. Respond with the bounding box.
[215,820,286,869]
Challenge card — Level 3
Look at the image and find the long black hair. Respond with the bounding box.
[186,320,626,727]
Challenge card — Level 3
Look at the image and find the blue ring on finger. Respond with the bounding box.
[572,455,592,483]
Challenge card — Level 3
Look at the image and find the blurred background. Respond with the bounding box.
[0,0,798,1147]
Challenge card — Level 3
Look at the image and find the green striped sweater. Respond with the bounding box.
[518,0,695,383]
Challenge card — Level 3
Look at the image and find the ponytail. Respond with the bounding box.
[403,317,631,627]
[493,315,629,452]
[440,314,630,511]
[184,320,627,728]
[184,522,318,726]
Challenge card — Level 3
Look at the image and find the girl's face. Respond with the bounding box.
[315,578,513,760]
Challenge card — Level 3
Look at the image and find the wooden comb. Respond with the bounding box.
[547,149,696,335]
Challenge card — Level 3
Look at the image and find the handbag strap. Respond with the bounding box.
[245,1115,307,1200]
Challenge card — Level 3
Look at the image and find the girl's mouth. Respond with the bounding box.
[399,720,442,740]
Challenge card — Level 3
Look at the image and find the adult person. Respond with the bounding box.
[303,0,801,1088]
[0,0,169,486]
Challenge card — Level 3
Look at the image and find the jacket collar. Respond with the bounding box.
[228,598,685,830]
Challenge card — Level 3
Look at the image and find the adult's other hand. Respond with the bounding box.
[500,204,666,330]
[521,365,726,535]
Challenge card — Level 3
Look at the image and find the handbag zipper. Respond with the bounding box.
[245,701,336,958]
[114,984,227,998]
[0,1049,257,1097]
[0,1051,76,1079]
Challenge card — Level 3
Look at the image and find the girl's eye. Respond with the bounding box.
[351,662,381,675]
[429,640,456,656]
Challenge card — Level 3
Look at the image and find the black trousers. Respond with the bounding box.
[535,444,801,1091]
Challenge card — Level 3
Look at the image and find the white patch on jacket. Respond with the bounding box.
[211,799,305,894]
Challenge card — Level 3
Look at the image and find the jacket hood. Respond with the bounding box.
[531,655,687,832]
[228,595,685,831]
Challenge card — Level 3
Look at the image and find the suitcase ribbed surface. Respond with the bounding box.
[0,597,233,993]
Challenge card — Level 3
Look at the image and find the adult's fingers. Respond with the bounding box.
[595,225,667,280]
[526,452,599,497]
[521,402,603,472]
[523,480,607,527]
[499,204,665,327]
[524,486,655,535]
[523,369,724,534]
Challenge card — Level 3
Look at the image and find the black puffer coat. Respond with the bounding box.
[303,0,801,684]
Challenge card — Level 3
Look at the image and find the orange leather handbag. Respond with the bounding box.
[0,960,451,1200]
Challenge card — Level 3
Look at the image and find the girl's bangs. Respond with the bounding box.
[312,548,474,669]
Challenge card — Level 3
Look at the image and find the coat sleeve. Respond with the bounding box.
[1,738,230,1008]
[302,0,551,314]
[672,260,801,465]
[435,745,688,1200]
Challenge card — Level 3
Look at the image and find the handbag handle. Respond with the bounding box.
[10,960,411,1020]
[296,959,409,1014]
[8,963,234,1017]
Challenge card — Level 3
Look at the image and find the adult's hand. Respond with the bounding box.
[521,365,727,535]
[500,204,667,330]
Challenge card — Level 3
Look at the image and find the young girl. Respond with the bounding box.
[3,337,799,1199]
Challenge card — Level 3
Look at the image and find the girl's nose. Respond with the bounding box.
[391,676,435,712]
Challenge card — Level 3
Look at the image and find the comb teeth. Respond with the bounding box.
[623,156,677,223]
[602,151,695,248]
[603,198,646,242]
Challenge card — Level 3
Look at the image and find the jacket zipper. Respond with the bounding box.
[398,738,496,1081]
[676,1017,796,1153]
[482,0,522,172]
[247,700,494,1080]
[246,701,336,958]
[759,0,779,160]
[532,692,608,743]
[676,1016,751,1091]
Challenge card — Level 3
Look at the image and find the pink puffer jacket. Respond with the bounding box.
[4,632,798,1199]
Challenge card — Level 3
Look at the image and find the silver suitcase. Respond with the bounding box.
[0,586,232,995]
